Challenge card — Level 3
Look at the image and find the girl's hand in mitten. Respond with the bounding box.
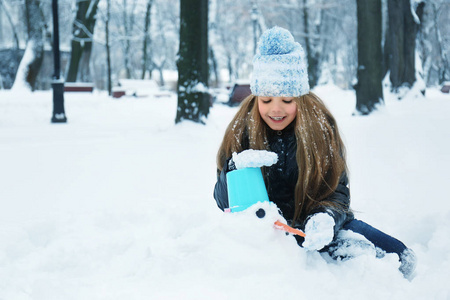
[303,213,335,251]
[231,150,278,170]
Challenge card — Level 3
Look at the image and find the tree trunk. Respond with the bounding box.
[156,65,165,87]
[382,1,391,79]
[141,0,153,79]
[79,41,93,82]
[386,0,419,91]
[355,0,383,115]
[209,46,219,88]
[433,3,450,83]
[66,0,99,82]
[176,0,209,124]
[122,0,131,78]
[12,0,44,91]
[226,54,233,82]
[403,0,418,87]
[0,3,2,45]
[121,0,137,79]
[105,0,112,95]
[302,0,320,89]
[0,0,20,49]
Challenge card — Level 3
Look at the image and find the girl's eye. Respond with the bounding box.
[261,99,271,104]
[283,100,293,104]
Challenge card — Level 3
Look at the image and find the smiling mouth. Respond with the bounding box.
[270,116,285,121]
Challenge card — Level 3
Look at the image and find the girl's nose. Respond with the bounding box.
[270,102,282,113]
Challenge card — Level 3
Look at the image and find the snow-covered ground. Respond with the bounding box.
[0,85,449,299]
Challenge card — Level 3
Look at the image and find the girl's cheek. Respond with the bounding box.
[289,104,298,115]
[258,104,266,117]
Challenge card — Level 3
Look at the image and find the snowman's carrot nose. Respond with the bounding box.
[274,220,306,237]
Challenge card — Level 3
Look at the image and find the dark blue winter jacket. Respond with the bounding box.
[213,123,354,235]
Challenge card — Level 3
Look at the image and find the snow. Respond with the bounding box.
[190,82,209,94]
[179,81,210,95]
[0,84,449,299]
[117,79,172,98]
[10,40,35,91]
[232,149,278,169]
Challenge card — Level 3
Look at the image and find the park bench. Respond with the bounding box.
[441,82,450,93]
[64,82,94,92]
[113,79,172,99]
[228,82,251,106]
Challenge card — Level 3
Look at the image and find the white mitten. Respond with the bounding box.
[303,213,335,251]
[232,150,278,170]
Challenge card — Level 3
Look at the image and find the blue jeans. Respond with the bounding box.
[295,219,408,258]
[324,219,416,278]
[341,219,407,257]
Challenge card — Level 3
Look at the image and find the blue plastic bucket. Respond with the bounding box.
[226,167,269,212]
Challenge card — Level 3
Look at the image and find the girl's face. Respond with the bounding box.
[257,96,297,131]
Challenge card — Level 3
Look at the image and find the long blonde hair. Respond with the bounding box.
[217,92,349,224]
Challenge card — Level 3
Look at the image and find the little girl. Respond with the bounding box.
[213,27,416,279]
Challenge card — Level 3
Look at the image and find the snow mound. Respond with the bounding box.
[1,85,450,298]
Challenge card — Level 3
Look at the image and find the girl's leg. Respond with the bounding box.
[342,219,407,256]
[339,219,417,279]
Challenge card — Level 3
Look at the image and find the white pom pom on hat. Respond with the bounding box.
[250,26,310,97]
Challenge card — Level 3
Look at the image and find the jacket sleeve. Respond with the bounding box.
[213,161,230,211]
[309,172,353,235]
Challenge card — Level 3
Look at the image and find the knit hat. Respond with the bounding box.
[250,26,310,97]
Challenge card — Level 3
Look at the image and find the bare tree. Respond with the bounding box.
[152,6,168,85]
[12,0,46,91]
[432,1,450,83]
[302,0,321,88]
[141,0,154,79]
[384,0,422,93]
[7,0,444,94]
[119,0,138,79]
[176,0,209,124]
[319,1,357,88]
[214,0,254,82]
[0,0,20,49]
[105,0,112,95]
[66,0,100,82]
[150,0,179,86]
[354,0,383,115]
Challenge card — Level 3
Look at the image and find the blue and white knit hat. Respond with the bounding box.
[250,26,310,97]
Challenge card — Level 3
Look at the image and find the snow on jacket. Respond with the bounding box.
[213,123,354,235]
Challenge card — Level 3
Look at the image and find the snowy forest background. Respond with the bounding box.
[0,0,449,98]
